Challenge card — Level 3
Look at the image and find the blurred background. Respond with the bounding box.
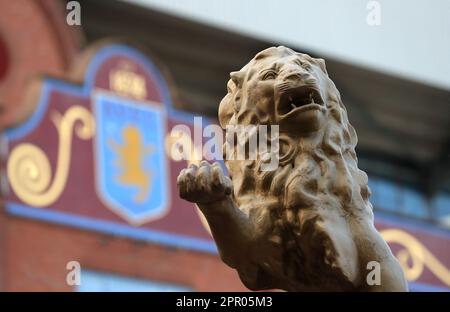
[0,0,449,291]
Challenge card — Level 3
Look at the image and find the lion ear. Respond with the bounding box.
[315,58,328,75]
[218,93,234,129]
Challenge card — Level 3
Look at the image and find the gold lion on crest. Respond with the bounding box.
[109,125,154,203]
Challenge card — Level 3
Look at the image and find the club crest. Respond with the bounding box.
[94,92,169,225]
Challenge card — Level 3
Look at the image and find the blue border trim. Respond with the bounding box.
[6,82,52,140]
[6,202,217,254]
[375,211,450,240]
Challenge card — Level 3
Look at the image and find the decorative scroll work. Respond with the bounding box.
[7,106,95,207]
[381,229,450,287]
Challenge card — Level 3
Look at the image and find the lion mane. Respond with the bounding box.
[218,46,377,290]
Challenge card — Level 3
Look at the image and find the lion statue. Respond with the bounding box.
[177,46,408,291]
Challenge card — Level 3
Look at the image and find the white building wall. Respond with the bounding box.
[126,0,450,90]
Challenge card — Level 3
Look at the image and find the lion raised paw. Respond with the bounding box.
[178,161,232,205]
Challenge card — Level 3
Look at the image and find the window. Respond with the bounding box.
[369,176,450,228]
[76,270,192,292]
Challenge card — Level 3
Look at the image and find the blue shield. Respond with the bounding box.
[93,92,169,225]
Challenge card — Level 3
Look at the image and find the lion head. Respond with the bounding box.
[218,46,375,290]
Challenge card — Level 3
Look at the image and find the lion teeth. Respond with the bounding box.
[309,92,316,104]
[287,92,320,111]
[288,95,296,108]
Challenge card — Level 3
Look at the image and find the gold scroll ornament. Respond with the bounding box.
[7,106,95,207]
[381,229,450,287]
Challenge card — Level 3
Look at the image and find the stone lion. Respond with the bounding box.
[177,46,408,291]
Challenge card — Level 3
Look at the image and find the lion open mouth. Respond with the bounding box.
[278,86,324,116]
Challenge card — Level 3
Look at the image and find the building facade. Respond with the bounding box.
[0,0,449,291]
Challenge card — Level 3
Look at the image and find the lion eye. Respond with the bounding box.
[233,94,241,112]
[302,62,312,70]
[262,71,277,80]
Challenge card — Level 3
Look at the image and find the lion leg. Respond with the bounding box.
[177,161,256,269]
[352,221,409,291]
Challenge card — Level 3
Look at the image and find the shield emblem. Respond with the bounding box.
[93,92,169,225]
